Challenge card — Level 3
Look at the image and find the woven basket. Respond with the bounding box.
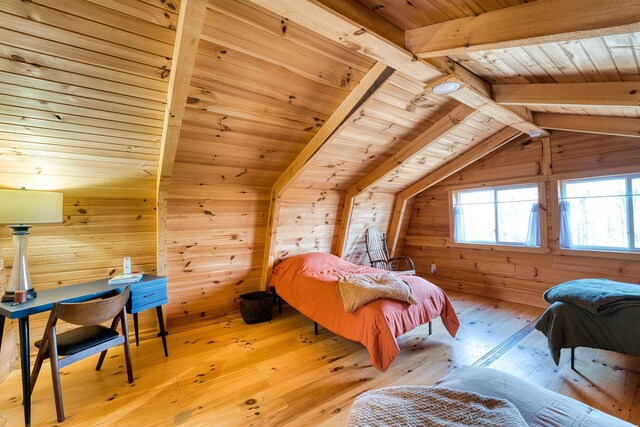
[239,291,274,324]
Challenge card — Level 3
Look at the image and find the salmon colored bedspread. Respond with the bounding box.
[270,253,460,371]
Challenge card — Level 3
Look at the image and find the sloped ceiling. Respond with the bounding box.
[353,0,533,28]
[241,0,639,276]
[164,0,380,324]
[0,0,174,195]
[294,73,459,191]
[179,0,376,178]
[0,0,638,324]
[0,0,177,294]
[1,0,637,234]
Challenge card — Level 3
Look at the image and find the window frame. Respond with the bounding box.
[449,182,547,252]
[558,174,640,253]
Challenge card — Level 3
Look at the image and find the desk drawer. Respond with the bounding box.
[128,282,167,314]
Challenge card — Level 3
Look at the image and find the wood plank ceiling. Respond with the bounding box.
[354,0,532,28]
[0,0,176,286]
[0,0,638,331]
[236,0,640,297]
[165,0,377,326]
[0,0,178,357]
[452,34,640,118]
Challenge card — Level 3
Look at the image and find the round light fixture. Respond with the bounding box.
[528,130,542,137]
[432,81,461,95]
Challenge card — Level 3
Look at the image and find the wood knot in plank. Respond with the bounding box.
[343,41,361,50]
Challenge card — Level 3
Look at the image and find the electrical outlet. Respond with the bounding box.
[430,263,436,274]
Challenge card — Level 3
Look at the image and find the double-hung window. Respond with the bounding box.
[452,185,540,247]
[559,175,640,252]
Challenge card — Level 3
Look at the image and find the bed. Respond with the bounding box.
[535,301,640,366]
[535,279,640,367]
[347,366,634,426]
[270,252,459,371]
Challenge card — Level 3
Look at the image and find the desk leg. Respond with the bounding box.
[18,316,31,427]
[133,313,139,346]
[155,306,168,357]
[0,315,5,351]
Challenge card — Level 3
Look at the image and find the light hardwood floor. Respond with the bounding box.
[1,291,639,426]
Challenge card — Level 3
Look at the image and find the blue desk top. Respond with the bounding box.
[0,275,167,319]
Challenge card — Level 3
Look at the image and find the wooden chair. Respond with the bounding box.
[364,227,415,275]
[30,287,133,422]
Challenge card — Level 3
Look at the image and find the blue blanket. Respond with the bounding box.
[544,278,640,315]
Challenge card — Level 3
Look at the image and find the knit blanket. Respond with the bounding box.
[337,273,417,313]
[346,386,527,427]
[544,279,640,315]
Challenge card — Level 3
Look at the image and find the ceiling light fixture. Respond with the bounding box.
[432,81,461,95]
[527,130,542,137]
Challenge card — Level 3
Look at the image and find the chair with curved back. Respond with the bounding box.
[364,227,415,275]
[30,287,133,422]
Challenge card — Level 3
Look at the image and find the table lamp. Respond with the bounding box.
[0,189,63,302]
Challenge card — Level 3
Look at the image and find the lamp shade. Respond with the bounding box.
[0,189,63,224]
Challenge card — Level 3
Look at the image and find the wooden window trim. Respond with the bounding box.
[551,247,640,261]
[448,182,548,251]
[555,173,640,255]
[447,242,551,254]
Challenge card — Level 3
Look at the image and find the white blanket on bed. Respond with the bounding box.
[337,273,417,313]
[346,386,527,427]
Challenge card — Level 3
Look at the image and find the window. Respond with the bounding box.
[559,175,640,252]
[453,185,540,247]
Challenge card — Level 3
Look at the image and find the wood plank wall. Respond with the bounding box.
[274,72,462,269]
[273,189,396,268]
[165,0,375,329]
[343,191,396,265]
[275,189,343,265]
[0,0,177,380]
[404,131,640,307]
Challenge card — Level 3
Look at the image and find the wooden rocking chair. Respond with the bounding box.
[364,227,415,275]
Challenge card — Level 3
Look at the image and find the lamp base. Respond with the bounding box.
[3,224,36,303]
[1,288,37,302]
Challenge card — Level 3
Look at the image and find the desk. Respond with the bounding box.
[0,275,169,426]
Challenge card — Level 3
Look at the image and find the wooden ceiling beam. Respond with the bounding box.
[245,0,546,137]
[353,104,476,197]
[400,127,523,200]
[335,187,357,258]
[157,0,208,192]
[336,104,477,257]
[534,113,640,138]
[493,82,640,108]
[387,128,523,256]
[424,58,547,136]
[246,0,439,82]
[448,84,547,137]
[273,62,394,195]
[156,0,208,277]
[261,62,394,288]
[406,0,640,58]
[315,0,404,47]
